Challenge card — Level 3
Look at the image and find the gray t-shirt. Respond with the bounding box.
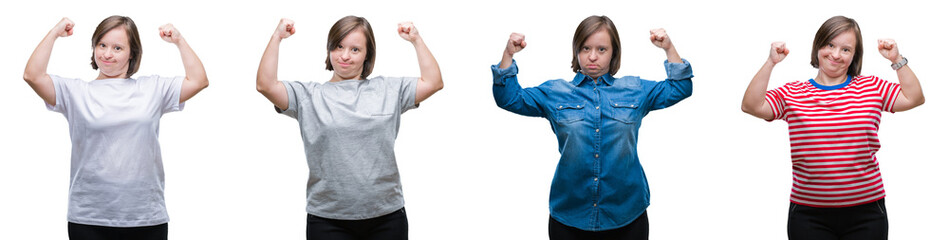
[47,75,184,227]
[280,76,417,220]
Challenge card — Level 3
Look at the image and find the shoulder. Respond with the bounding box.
[48,74,85,85]
[852,75,882,84]
[283,80,322,90]
[613,75,645,86]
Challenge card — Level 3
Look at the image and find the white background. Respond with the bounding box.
[1,0,945,239]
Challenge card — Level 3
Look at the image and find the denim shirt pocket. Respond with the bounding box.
[553,103,585,125]
[607,98,641,124]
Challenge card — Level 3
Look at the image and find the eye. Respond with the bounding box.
[582,46,591,51]
[827,43,835,48]
[598,47,607,52]
[336,44,343,49]
[351,48,359,53]
[99,43,107,48]
[114,46,122,51]
[842,48,851,52]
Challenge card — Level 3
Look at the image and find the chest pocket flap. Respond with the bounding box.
[553,103,585,124]
[608,98,641,123]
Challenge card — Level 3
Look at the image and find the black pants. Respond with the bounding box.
[548,210,648,240]
[67,222,168,240]
[787,198,888,240]
[306,208,408,240]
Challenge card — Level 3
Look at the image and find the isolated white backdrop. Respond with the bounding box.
[1,0,945,239]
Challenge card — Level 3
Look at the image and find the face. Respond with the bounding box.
[817,30,856,78]
[578,29,613,79]
[94,27,131,79]
[329,30,367,81]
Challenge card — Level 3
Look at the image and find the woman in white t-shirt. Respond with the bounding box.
[256,16,443,240]
[23,16,208,240]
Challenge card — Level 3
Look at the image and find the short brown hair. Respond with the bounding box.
[324,16,376,79]
[90,15,143,78]
[811,15,863,76]
[572,15,622,76]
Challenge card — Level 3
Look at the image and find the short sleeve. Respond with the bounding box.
[278,81,303,119]
[765,82,792,121]
[46,75,79,113]
[869,76,901,113]
[152,75,185,114]
[396,76,419,113]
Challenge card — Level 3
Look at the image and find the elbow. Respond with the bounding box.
[23,71,37,84]
[740,104,753,115]
[433,80,445,92]
[199,77,210,90]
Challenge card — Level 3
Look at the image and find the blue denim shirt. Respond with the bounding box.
[492,59,693,231]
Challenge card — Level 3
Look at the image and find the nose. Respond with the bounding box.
[830,49,842,59]
[588,52,598,62]
[339,50,351,61]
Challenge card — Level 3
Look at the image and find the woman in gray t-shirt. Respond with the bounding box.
[255,16,443,240]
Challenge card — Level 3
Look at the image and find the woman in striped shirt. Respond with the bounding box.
[740,16,924,240]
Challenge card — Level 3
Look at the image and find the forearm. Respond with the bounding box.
[176,38,208,87]
[412,37,442,89]
[742,61,775,116]
[500,52,514,69]
[896,65,924,105]
[664,45,682,64]
[257,35,282,92]
[24,32,58,81]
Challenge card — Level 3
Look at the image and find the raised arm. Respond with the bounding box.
[159,24,208,104]
[256,18,294,110]
[742,42,788,120]
[650,28,682,63]
[24,17,74,106]
[878,39,924,112]
[397,22,443,105]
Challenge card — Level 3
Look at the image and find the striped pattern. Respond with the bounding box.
[766,75,901,207]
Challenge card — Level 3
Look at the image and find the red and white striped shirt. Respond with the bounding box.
[765,75,901,207]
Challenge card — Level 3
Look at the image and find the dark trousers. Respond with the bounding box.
[67,222,168,240]
[787,198,888,240]
[548,210,649,240]
[307,208,408,240]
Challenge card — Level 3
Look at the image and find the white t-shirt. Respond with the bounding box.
[47,74,184,227]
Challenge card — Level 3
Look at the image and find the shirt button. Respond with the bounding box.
[595,129,599,133]
[595,106,600,110]
[615,103,619,106]
[593,203,598,207]
[594,177,598,181]
[595,154,599,158]
[576,105,581,108]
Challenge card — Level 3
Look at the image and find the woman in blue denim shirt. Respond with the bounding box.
[491,15,693,240]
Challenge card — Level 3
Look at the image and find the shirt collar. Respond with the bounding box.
[571,72,616,86]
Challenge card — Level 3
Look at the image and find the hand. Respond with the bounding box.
[159,24,183,44]
[275,18,295,39]
[505,32,526,57]
[397,22,420,43]
[54,17,75,38]
[769,41,789,64]
[649,28,673,50]
[878,39,900,63]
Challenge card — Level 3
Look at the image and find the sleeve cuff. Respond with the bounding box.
[491,59,519,84]
[664,59,693,80]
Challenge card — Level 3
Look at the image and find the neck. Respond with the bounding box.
[330,74,361,82]
[96,72,127,80]
[814,71,847,86]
